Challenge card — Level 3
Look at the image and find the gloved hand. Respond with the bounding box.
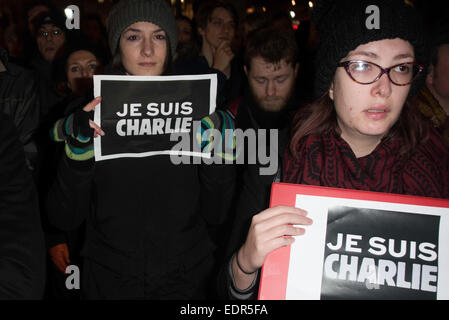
[50,97,104,161]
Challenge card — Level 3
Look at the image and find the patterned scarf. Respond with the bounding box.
[283,129,449,199]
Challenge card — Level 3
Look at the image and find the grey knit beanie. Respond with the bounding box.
[107,0,178,57]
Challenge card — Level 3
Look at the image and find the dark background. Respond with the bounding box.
[1,0,448,33]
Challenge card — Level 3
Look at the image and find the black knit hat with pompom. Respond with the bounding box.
[311,0,428,99]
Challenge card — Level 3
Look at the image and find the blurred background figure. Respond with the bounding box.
[22,2,50,62]
[0,5,20,64]
[3,23,26,66]
[233,11,268,95]
[34,11,66,63]
[174,0,244,109]
[240,12,268,49]
[271,11,293,31]
[415,21,449,147]
[174,15,200,63]
[177,15,194,45]
[26,2,50,38]
[27,9,68,119]
[80,13,110,66]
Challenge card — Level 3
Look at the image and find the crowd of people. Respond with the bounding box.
[0,0,448,300]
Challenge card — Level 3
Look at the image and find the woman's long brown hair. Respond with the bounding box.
[289,93,430,160]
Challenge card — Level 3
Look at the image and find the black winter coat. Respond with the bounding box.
[46,68,236,299]
[0,112,46,299]
[0,49,41,167]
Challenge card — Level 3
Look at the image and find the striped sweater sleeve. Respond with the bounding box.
[197,109,237,161]
[49,114,94,161]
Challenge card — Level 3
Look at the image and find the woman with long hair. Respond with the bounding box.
[222,0,449,299]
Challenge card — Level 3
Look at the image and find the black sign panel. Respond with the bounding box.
[93,75,217,161]
[321,206,440,300]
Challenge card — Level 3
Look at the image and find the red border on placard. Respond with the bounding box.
[257,183,297,300]
[258,183,449,300]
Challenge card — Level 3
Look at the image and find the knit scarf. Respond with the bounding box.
[282,129,449,199]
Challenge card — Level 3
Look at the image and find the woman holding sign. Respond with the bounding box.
[47,0,234,299]
[222,0,449,299]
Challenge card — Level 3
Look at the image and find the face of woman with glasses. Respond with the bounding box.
[329,38,418,149]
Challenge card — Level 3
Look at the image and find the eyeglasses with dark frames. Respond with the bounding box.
[38,29,63,38]
[337,60,424,86]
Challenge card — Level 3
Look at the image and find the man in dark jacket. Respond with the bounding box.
[0,48,41,171]
[0,111,46,299]
[217,26,301,299]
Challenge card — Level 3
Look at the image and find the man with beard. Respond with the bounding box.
[216,26,300,299]
[228,25,299,178]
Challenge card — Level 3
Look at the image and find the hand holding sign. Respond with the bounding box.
[93,74,217,161]
[83,96,104,138]
[259,184,449,300]
[234,205,312,290]
[51,96,105,161]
